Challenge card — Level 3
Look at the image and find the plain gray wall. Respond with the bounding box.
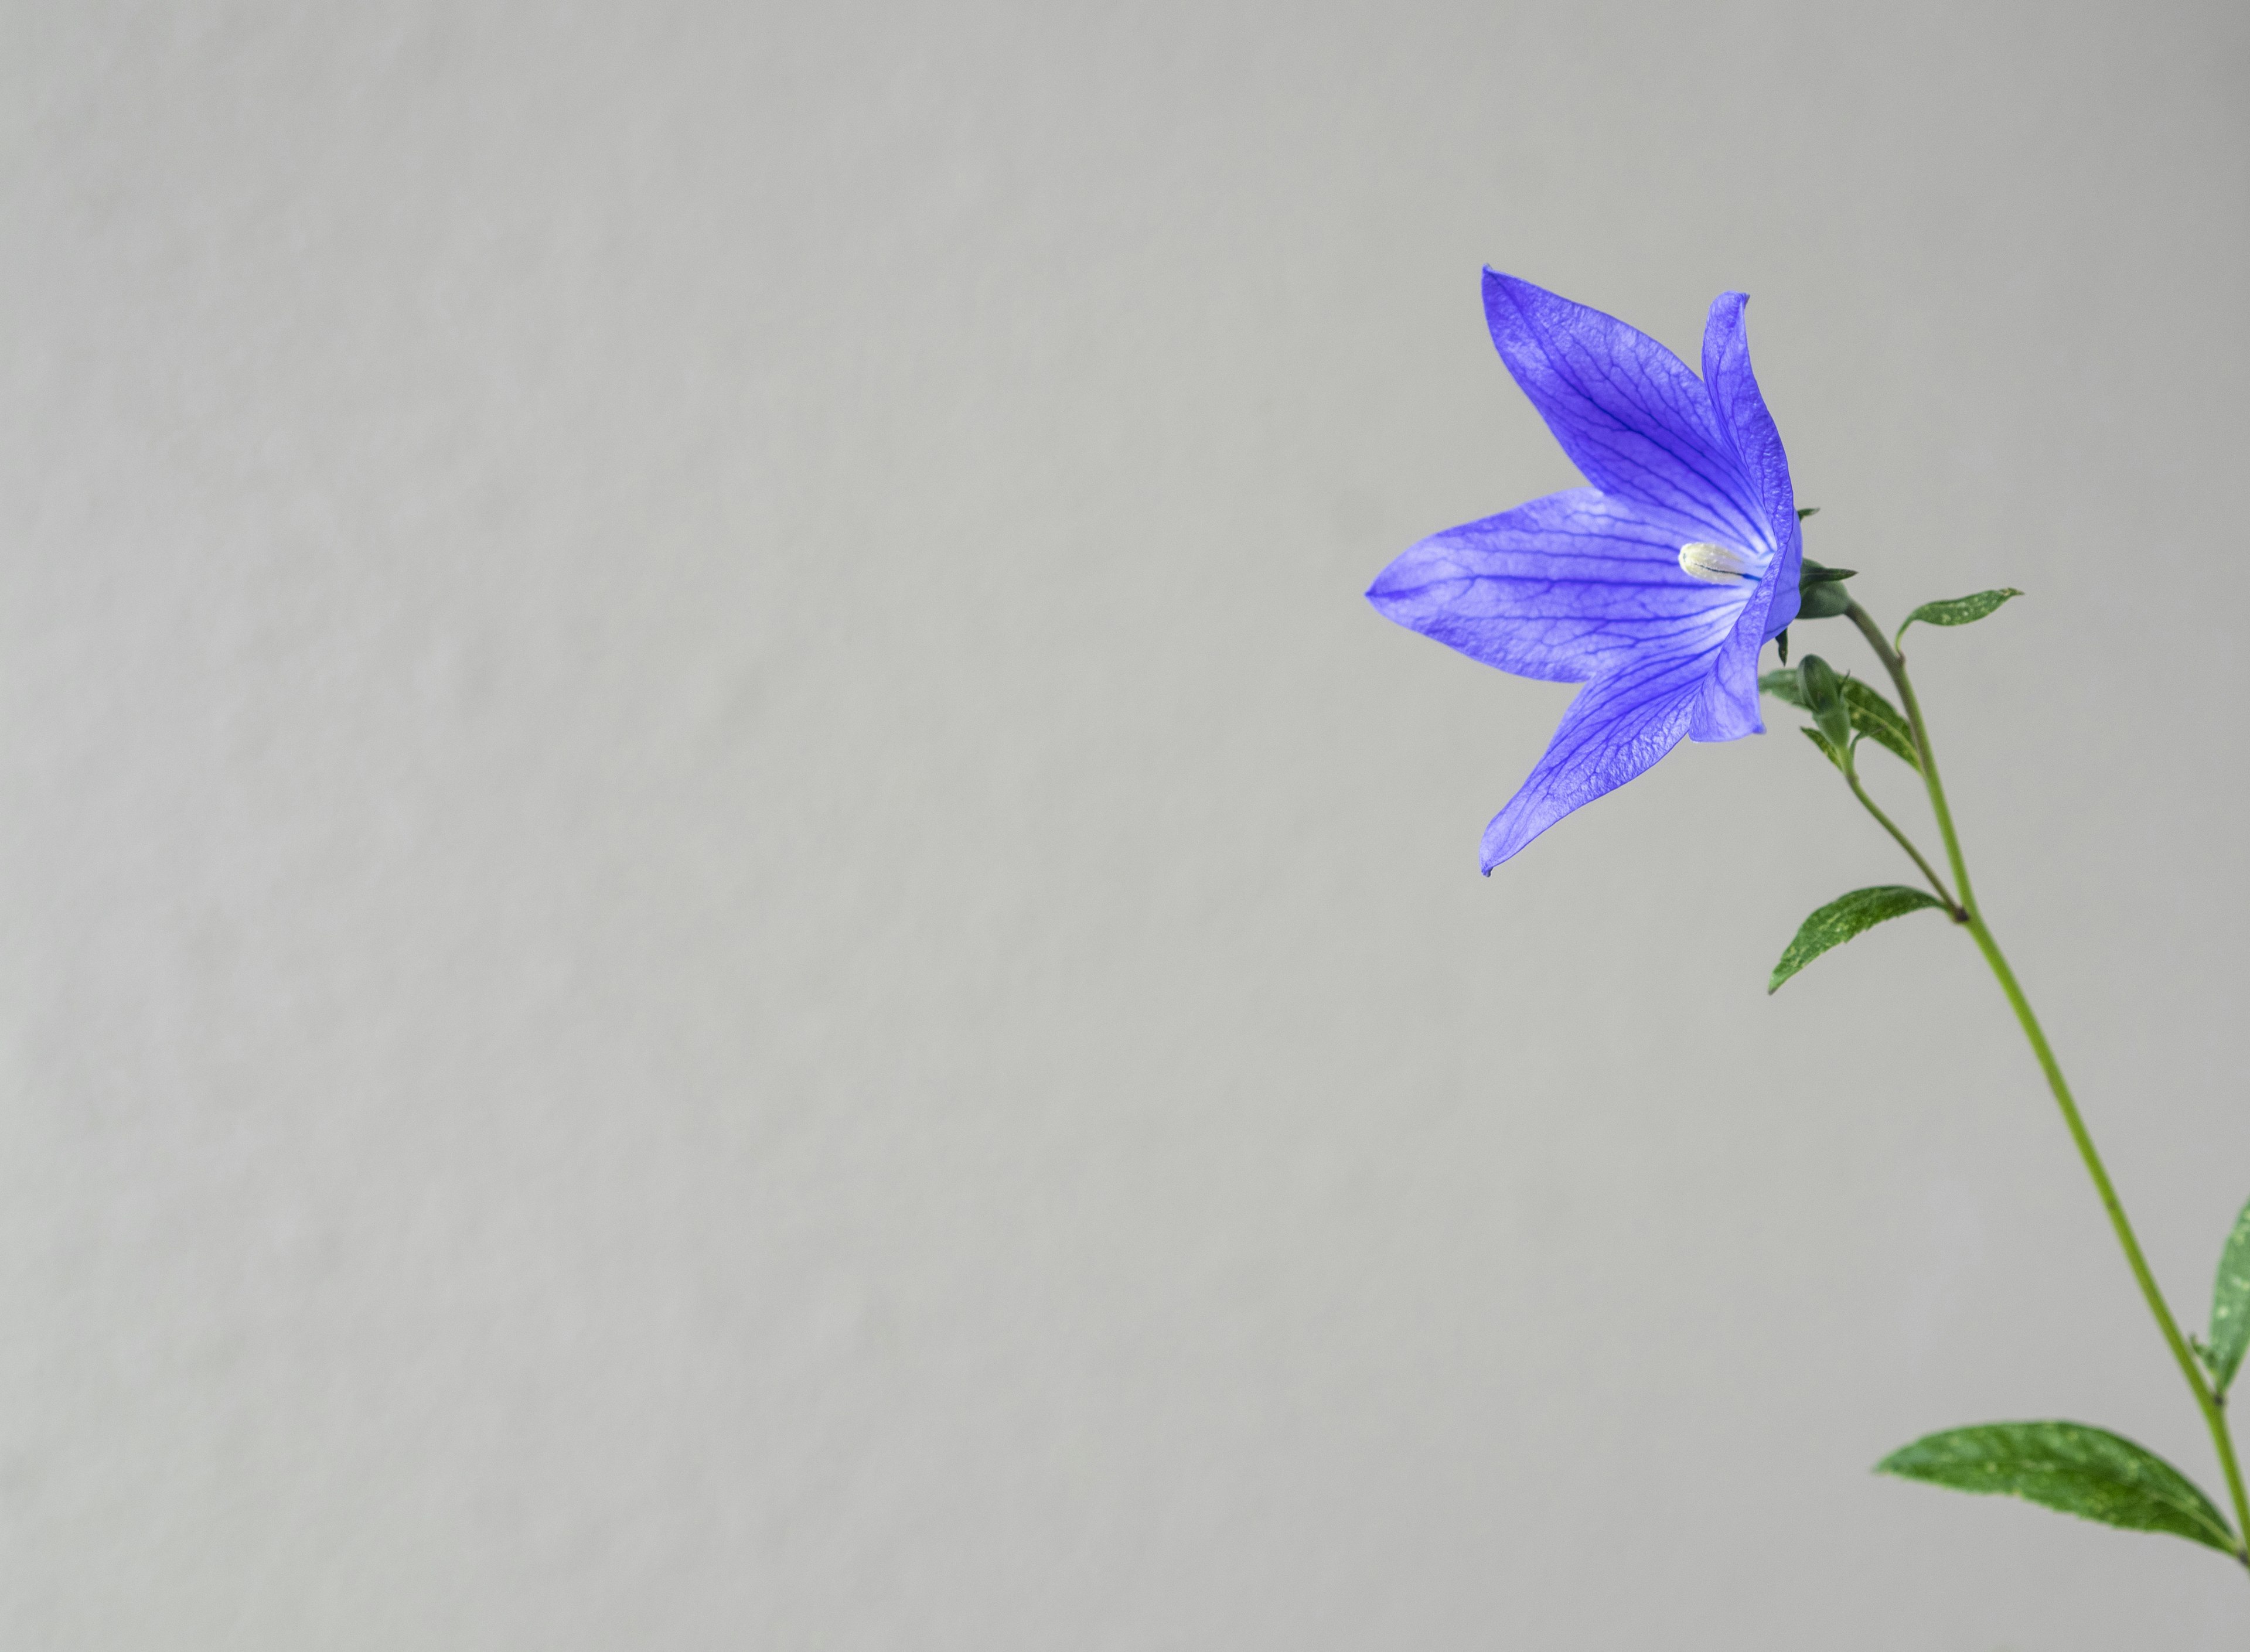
[4,1,2247,1645]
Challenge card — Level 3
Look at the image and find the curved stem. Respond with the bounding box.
[1841,599,2250,1563]
[1842,605,1978,912]
[1839,746,1962,916]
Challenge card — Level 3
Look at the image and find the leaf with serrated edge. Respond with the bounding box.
[1838,678,1920,772]
[1896,588,2024,648]
[2206,1197,2250,1394]
[1877,1421,2238,1554]
[1768,885,1946,993]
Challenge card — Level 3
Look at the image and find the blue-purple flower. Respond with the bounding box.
[1369,271,1802,870]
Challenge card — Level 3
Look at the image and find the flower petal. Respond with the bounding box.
[1367,489,1744,684]
[1689,585,1771,741]
[1482,271,1768,550]
[1479,643,1720,870]
[1701,293,1801,639]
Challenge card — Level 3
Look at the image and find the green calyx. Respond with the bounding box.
[1796,557,1857,621]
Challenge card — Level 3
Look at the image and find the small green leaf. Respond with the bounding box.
[1759,668,1806,707]
[1763,672,1920,770]
[1768,885,1946,992]
[1798,726,1845,772]
[1895,588,2024,648]
[2205,1197,2250,1395]
[1877,1421,2239,1555]
[1839,678,1921,772]
[1796,505,1819,520]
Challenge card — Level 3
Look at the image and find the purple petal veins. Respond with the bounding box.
[1369,271,1802,868]
[1366,489,1742,685]
[1478,644,1717,871]
[1481,272,1769,552]
[1699,292,1801,640]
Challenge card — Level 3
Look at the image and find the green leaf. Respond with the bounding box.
[1768,885,1946,992]
[1759,668,1806,707]
[1762,672,1920,770]
[1798,726,1845,773]
[1877,1421,2239,1555]
[1838,678,1920,772]
[1895,588,2024,648]
[2205,1197,2250,1395]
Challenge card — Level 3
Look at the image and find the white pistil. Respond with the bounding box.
[1678,541,1764,584]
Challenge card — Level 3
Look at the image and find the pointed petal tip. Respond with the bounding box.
[1479,268,1554,329]
[1363,546,1409,609]
[1479,834,1535,875]
[1363,559,1417,622]
[1481,266,1566,313]
[1478,806,1543,873]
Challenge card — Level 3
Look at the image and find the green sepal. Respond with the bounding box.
[1796,506,1819,520]
[1793,557,1857,621]
[2204,1197,2250,1395]
[1768,885,1948,993]
[1876,1421,2239,1555]
[1838,679,1920,772]
[1895,588,2024,648]
[1797,580,1855,620]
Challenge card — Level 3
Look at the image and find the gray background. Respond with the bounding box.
[4,1,2246,1645]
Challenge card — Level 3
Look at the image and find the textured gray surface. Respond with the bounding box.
[3,1,2247,1645]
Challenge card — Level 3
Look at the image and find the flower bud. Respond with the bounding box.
[1798,655,1854,752]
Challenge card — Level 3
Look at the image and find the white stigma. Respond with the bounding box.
[1678,541,1765,584]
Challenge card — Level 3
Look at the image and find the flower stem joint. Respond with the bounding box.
[1775,559,1856,663]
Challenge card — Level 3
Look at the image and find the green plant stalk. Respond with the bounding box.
[1836,742,1962,917]
[1842,599,2250,1564]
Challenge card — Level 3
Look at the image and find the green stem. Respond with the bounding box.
[1842,599,2250,1564]
[1838,745,1962,916]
